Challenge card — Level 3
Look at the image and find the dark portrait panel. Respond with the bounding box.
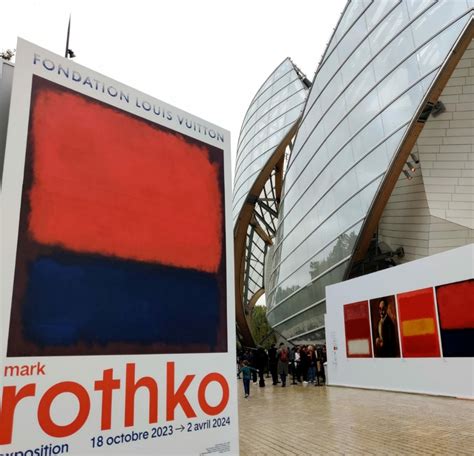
[369,295,400,358]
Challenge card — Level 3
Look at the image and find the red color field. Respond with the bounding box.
[436,280,474,330]
[28,83,223,273]
[397,288,440,358]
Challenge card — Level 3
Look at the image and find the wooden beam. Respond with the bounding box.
[274,154,285,206]
[250,216,273,245]
[234,120,301,347]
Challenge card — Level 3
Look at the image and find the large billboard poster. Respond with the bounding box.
[1,39,239,455]
[325,244,473,398]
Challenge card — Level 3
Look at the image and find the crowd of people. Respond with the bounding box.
[237,343,327,398]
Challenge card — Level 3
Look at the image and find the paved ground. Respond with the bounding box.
[238,380,474,455]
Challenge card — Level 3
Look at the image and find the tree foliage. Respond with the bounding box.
[250,305,276,349]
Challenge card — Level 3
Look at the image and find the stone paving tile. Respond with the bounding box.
[238,380,474,455]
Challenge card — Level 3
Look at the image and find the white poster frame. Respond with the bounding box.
[1,38,239,455]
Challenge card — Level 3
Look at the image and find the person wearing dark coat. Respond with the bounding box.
[315,346,326,385]
[277,343,289,387]
[254,346,268,387]
[248,349,258,383]
[268,343,278,385]
[299,345,309,382]
[306,345,317,384]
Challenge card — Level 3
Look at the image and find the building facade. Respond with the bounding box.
[232,58,310,344]
[0,60,14,186]
[234,0,473,346]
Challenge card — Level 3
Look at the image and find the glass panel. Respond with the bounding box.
[344,65,376,109]
[242,60,294,125]
[290,327,326,345]
[341,40,372,87]
[270,299,327,334]
[284,116,327,188]
[288,99,323,170]
[234,115,298,192]
[238,80,305,150]
[269,262,348,334]
[235,97,306,175]
[410,0,469,49]
[405,0,436,20]
[373,29,415,81]
[260,59,292,94]
[354,141,390,187]
[324,118,351,161]
[366,0,402,30]
[350,116,385,162]
[416,19,467,76]
[310,51,340,104]
[325,0,368,58]
[274,174,382,289]
[377,53,420,107]
[348,91,381,136]
[380,82,424,133]
[270,221,363,300]
[368,5,410,56]
[322,93,348,143]
[318,71,343,115]
[382,126,408,164]
[239,73,298,146]
[336,12,369,64]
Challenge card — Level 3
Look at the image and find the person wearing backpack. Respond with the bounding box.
[277,342,289,387]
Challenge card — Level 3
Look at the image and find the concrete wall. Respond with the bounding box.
[379,39,474,261]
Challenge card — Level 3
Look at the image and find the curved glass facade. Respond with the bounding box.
[232,58,308,224]
[232,58,309,345]
[266,0,474,344]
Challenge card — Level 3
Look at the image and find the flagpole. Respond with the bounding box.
[65,15,71,58]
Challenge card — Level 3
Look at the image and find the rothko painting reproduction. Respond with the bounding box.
[7,76,227,356]
[397,288,440,358]
[436,279,473,357]
[343,301,372,358]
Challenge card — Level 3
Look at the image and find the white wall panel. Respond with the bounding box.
[326,244,474,398]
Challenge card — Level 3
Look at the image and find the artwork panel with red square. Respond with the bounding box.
[344,301,372,358]
[436,279,474,357]
[7,76,227,356]
[397,288,440,358]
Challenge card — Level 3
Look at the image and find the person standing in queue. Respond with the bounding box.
[277,342,289,387]
[268,343,278,385]
[255,346,268,387]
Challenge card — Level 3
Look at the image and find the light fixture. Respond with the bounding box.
[403,170,412,180]
[406,161,416,172]
[410,153,420,164]
[431,101,446,117]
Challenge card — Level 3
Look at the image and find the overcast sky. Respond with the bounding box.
[1,0,346,169]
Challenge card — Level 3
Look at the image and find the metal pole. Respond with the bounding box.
[65,15,71,58]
